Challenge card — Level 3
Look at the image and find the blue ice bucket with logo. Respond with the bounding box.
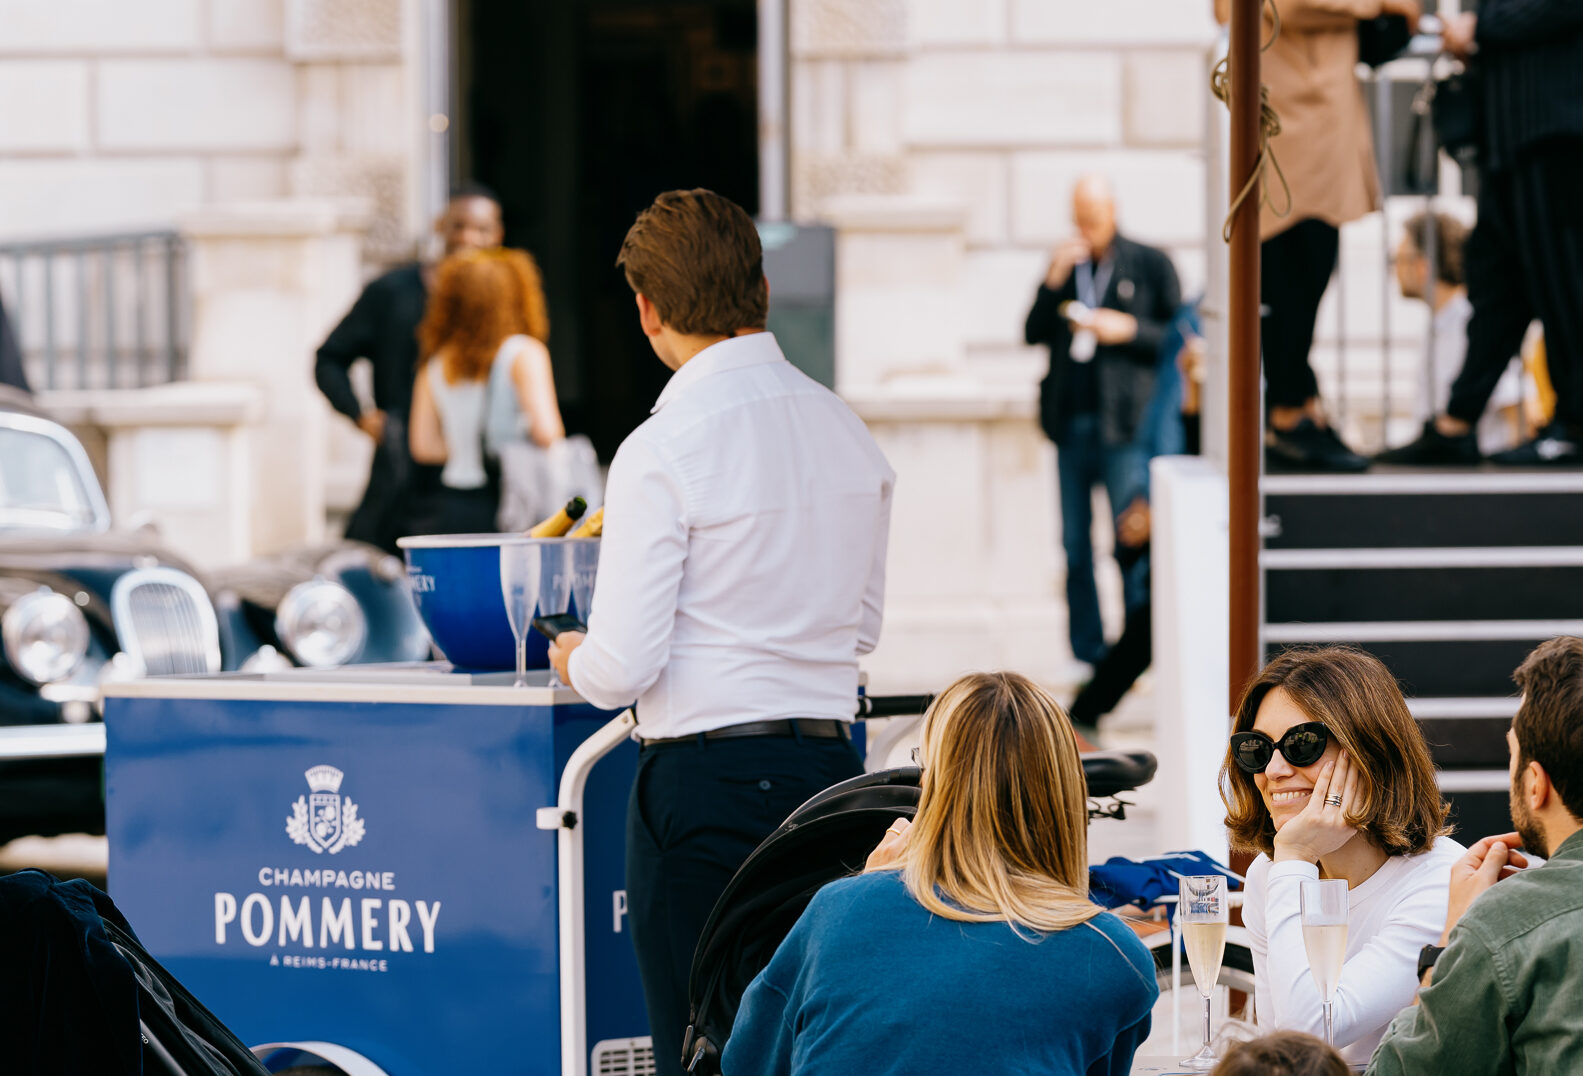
[397,535,600,671]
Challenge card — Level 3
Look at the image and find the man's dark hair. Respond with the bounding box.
[449,180,501,207]
[1513,636,1583,820]
[615,188,767,336]
[1403,211,1467,288]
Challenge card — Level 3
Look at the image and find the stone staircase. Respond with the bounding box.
[1262,468,1583,840]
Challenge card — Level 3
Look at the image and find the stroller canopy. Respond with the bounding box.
[682,766,922,1072]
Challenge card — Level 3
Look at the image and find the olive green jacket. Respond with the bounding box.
[1367,828,1583,1076]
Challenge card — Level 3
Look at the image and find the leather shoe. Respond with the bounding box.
[1375,420,1480,465]
[1266,418,1369,472]
[1488,422,1582,466]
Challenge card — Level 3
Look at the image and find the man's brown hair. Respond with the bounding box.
[615,188,768,336]
[1211,1031,1348,1076]
[1222,647,1451,857]
[1512,636,1583,819]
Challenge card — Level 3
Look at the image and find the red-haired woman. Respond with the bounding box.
[408,248,565,534]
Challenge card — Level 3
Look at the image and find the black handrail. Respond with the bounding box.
[0,231,188,390]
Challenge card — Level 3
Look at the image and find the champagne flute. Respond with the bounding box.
[568,538,598,623]
[1178,874,1229,1070]
[538,540,574,687]
[1301,879,1349,1048]
[499,540,542,688]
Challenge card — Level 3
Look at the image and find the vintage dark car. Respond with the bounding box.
[0,387,430,843]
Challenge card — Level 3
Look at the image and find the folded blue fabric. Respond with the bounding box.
[1088,851,1242,909]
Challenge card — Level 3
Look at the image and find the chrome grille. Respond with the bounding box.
[110,567,222,676]
[592,1039,655,1076]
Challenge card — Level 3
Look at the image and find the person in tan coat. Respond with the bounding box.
[1216,0,1418,470]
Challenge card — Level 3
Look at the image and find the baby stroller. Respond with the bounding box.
[679,749,1159,1074]
[0,868,274,1076]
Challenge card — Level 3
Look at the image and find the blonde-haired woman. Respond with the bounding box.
[722,672,1159,1076]
[408,247,565,534]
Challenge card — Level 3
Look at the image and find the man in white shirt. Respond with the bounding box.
[547,189,894,1075]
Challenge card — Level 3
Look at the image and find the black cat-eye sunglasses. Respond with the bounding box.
[1228,721,1330,773]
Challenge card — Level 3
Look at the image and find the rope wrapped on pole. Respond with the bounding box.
[1210,1,1291,242]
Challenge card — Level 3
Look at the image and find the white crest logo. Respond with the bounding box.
[285,765,366,854]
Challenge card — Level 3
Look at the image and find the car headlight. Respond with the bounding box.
[2,589,91,685]
[275,580,367,668]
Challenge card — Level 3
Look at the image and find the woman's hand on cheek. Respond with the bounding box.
[1272,753,1361,865]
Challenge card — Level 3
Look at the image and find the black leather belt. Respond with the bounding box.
[641,718,852,746]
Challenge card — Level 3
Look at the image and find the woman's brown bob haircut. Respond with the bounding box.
[615,188,768,336]
[1222,647,1450,858]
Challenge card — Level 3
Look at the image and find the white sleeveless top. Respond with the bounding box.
[428,336,530,490]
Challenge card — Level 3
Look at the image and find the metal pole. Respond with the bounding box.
[757,0,789,220]
[135,237,149,387]
[104,245,118,388]
[42,252,56,389]
[76,250,88,389]
[1377,70,1394,446]
[1228,0,1263,706]
[164,236,180,381]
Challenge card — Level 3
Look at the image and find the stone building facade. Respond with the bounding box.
[0,0,1443,692]
[0,0,429,258]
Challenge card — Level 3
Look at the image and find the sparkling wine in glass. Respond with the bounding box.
[499,540,542,688]
[1301,879,1349,1048]
[1178,874,1229,1070]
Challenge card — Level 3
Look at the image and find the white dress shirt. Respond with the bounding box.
[1243,837,1464,1065]
[568,332,894,739]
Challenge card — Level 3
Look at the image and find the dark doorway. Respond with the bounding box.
[459,0,760,460]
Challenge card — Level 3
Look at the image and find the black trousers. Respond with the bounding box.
[1449,139,1583,432]
[1261,218,1340,410]
[1068,590,1153,728]
[402,470,500,538]
[626,732,864,1076]
[1068,552,1153,727]
[343,415,412,554]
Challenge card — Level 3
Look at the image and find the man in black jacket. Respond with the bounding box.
[1380,0,1583,465]
[1025,175,1181,666]
[315,184,504,550]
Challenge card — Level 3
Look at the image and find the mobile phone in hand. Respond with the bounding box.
[532,613,588,642]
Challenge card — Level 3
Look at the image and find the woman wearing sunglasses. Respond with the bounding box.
[1222,647,1463,1065]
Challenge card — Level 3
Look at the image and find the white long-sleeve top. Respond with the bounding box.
[568,331,894,739]
[1243,836,1464,1065]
